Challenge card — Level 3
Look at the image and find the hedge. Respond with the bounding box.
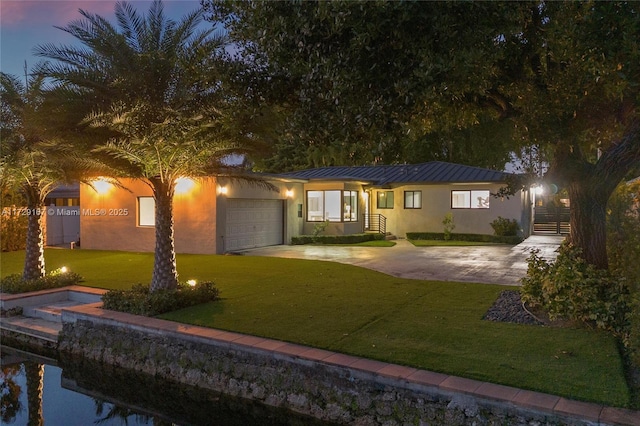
[406,232,523,245]
[291,233,385,245]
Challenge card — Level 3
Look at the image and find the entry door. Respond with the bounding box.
[225,199,284,251]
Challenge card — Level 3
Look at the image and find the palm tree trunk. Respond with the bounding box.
[150,178,178,292]
[25,362,44,426]
[22,185,45,281]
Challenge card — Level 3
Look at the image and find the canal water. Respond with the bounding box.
[1,346,335,426]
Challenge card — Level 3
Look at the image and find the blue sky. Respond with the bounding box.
[0,1,202,79]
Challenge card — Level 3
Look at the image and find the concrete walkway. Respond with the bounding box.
[242,234,564,286]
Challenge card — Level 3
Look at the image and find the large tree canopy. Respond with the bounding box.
[205,0,640,268]
[36,0,262,291]
[0,69,89,280]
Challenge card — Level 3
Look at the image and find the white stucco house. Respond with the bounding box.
[79,161,534,254]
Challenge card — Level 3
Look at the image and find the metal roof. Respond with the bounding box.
[281,161,509,186]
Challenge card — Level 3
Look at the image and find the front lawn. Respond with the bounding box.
[0,249,630,407]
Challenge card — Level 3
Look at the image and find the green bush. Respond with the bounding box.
[102,281,220,316]
[521,243,630,336]
[607,180,640,363]
[490,216,521,236]
[0,269,83,294]
[291,233,384,245]
[442,213,455,241]
[406,232,522,245]
[0,208,28,252]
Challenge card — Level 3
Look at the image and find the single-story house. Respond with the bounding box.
[79,161,534,254]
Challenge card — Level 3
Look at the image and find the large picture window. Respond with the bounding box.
[138,196,155,226]
[307,190,358,222]
[451,190,490,209]
[404,191,422,209]
[376,191,394,209]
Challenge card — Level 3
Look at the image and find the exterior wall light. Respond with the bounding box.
[285,189,294,198]
[219,186,228,195]
[92,178,112,195]
[175,177,195,195]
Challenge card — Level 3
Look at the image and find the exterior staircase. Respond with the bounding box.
[1,286,106,344]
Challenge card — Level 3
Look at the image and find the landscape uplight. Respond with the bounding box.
[60,266,68,273]
[187,279,197,287]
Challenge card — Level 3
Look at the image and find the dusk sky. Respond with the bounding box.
[1,1,203,79]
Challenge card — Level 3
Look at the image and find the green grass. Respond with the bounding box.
[409,239,504,247]
[0,248,630,407]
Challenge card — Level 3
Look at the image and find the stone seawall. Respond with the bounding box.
[57,304,632,426]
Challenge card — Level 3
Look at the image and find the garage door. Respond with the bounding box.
[225,199,284,251]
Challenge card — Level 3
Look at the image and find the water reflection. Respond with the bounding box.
[1,347,335,426]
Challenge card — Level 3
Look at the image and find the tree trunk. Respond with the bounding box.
[566,182,609,269]
[550,119,640,269]
[22,185,45,281]
[25,363,44,426]
[150,178,178,292]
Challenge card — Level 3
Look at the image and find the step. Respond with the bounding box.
[1,316,61,342]
[23,300,86,323]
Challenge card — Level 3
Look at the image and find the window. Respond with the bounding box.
[451,190,490,209]
[377,191,394,209]
[138,196,155,226]
[343,190,358,221]
[404,191,422,209]
[307,190,354,222]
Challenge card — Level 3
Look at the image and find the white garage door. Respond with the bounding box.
[225,199,284,251]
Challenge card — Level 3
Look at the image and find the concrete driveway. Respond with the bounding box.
[240,235,564,286]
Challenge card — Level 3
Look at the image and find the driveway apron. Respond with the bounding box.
[240,235,564,286]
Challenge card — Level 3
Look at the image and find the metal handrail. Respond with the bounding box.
[364,213,386,234]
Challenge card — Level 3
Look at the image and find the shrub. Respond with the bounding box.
[102,281,220,316]
[292,233,384,245]
[312,220,330,241]
[607,180,640,363]
[406,232,522,245]
[0,269,83,294]
[521,243,630,336]
[0,208,28,252]
[442,213,455,241]
[490,216,521,236]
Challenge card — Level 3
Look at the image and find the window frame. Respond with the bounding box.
[138,196,156,227]
[376,191,394,209]
[343,190,358,222]
[451,190,490,209]
[306,190,359,222]
[404,190,422,209]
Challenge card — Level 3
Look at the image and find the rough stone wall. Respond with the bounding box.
[58,320,580,426]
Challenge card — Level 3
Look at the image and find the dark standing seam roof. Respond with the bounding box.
[280,161,509,185]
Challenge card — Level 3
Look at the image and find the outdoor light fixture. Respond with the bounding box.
[187,279,197,287]
[535,186,545,196]
[285,189,294,198]
[93,178,112,195]
[219,186,228,195]
[175,177,195,195]
[60,266,68,273]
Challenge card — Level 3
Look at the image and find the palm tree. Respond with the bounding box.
[0,70,81,280]
[36,1,262,291]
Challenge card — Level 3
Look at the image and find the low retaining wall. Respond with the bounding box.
[58,304,634,426]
